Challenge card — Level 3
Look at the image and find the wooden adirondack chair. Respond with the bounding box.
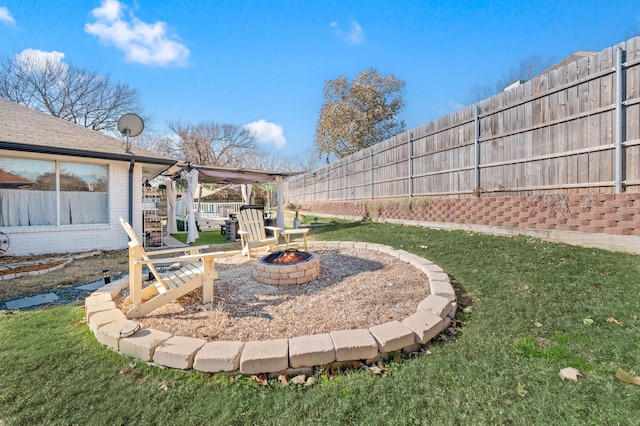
[237,208,281,259]
[119,217,220,318]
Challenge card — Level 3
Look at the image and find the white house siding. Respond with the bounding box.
[0,152,147,256]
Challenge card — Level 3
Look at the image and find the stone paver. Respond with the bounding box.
[417,295,452,318]
[289,334,336,368]
[76,279,107,291]
[193,341,245,372]
[6,293,59,310]
[398,251,430,267]
[402,311,443,344]
[429,280,456,302]
[330,329,378,361]
[240,339,289,374]
[88,309,127,333]
[92,281,128,299]
[85,300,117,321]
[119,328,172,361]
[153,336,206,369]
[93,319,139,350]
[369,320,415,353]
[85,292,114,303]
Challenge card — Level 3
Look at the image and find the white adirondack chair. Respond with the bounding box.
[119,217,221,318]
[237,208,281,259]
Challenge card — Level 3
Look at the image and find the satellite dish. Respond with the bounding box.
[117,113,144,137]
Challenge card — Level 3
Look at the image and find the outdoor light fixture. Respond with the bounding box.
[102,269,110,285]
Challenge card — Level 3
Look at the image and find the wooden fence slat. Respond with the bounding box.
[285,37,640,201]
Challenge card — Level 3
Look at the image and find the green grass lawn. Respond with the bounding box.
[170,230,230,245]
[2,220,639,425]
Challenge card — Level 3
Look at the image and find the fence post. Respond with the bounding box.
[326,170,329,201]
[615,46,624,193]
[474,106,481,192]
[408,132,414,197]
[370,148,374,199]
[344,164,348,200]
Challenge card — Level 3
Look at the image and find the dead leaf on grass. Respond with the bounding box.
[515,383,528,397]
[615,368,640,386]
[290,375,306,385]
[606,317,624,326]
[278,375,288,385]
[368,366,385,375]
[351,360,365,369]
[327,368,340,379]
[119,369,133,375]
[559,367,582,381]
[251,374,269,387]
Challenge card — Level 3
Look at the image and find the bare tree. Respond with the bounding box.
[467,54,555,104]
[0,52,143,132]
[289,149,325,173]
[165,121,263,167]
[315,68,406,160]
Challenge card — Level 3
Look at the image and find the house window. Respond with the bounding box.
[0,157,109,227]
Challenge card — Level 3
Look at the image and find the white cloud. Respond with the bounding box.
[0,6,16,26]
[15,49,67,72]
[84,0,189,67]
[244,119,287,149]
[330,20,365,45]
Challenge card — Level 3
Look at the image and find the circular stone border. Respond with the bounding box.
[0,257,73,281]
[253,251,321,285]
[85,241,457,376]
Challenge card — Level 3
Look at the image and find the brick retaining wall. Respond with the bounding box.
[296,194,640,251]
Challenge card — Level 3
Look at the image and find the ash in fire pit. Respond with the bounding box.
[254,250,320,286]
[264,250,312,264]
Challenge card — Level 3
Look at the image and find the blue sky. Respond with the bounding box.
[1,0,639,159]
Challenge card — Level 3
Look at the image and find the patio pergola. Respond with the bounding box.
[165,164,299,244]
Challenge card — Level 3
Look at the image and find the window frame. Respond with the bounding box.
[0,154,110,228]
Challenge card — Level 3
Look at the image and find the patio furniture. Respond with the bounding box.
[281,228,309,250]
[224,218,240,241]
[195,215,226,232]
[237,208,281,259]
[119,217,220,318]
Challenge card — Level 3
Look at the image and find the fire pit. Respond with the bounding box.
[253,250,320,286]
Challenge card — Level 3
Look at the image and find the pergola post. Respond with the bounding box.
[276,176,285,229]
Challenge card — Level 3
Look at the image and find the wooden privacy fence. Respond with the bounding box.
[285,37,640,203]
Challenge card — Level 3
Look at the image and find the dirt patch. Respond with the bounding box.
[0,250,129,301]
[116,248,429,341]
